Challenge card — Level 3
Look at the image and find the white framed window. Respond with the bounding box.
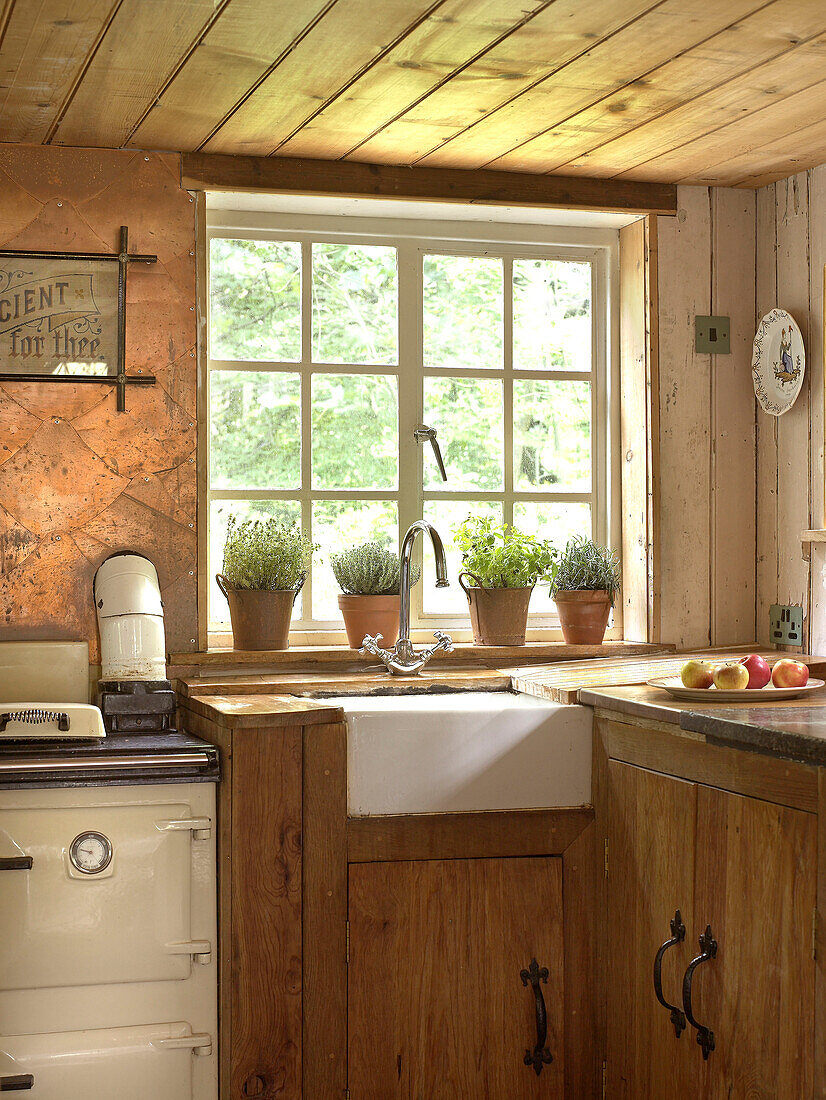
[206,200,621,642]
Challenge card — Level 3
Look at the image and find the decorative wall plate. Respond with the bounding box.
[752,308,805,415]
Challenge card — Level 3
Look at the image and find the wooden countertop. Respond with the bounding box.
[182,693,345,728]
[176,647,826,773]
[513,650,826,704]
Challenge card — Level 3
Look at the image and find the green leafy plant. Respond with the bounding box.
[331,541,419,596]
[222,516,315,591]
[550,536,621,605]
[453,515,557,589]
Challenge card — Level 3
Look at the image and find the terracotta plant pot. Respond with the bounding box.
[458,572,533,646]
[338,593,400,649]
[216,574,298,651]
[553,589,612,644]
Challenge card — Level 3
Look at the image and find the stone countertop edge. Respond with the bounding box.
[679,709,826,768]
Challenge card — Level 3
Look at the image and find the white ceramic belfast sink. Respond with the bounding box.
[328,691,592,817]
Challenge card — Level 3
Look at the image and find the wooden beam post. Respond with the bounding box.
[181,152,678,216]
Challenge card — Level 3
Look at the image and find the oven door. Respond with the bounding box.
[0,798,211,990]
[0,1023,211,1098]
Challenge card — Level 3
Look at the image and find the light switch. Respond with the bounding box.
[695,315,731,354]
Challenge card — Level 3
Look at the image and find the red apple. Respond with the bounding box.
[739,653,772,689]
[713,662,750,690]
[771,658,809,688]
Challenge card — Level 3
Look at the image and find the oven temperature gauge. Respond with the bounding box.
[69,831,113,875]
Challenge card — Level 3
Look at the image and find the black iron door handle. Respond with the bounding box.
[0,1074,34,1091]
[520,958,553,1076]
[682,925,717,1060]
[653,909,687,1037]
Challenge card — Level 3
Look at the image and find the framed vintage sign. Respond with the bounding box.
[0,226,157,410]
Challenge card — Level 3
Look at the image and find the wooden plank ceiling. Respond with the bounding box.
[1,0,826,188]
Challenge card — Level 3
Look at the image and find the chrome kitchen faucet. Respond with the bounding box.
[360,520,454,675]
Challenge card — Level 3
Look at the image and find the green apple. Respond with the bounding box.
[680,659,715,689]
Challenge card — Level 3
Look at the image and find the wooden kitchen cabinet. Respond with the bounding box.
[603,734,817,1099]
[348,857,565,1099]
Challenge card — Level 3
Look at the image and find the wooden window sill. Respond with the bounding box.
[169,639,674,674]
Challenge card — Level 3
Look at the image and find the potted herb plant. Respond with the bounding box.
[550,536,620,644]
[217,516,314,650]
[454,516,557,646]
[331,540,419,649]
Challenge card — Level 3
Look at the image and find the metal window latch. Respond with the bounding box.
[414,424,447,481]
[155,817,212,840]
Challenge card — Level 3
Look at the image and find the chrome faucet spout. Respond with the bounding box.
[359,520,453,676]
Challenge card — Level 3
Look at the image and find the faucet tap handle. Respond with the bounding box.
[359,634,394,669]
[360,633,384,656]
[432,630,454,654]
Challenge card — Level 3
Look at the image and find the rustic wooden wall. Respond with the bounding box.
[0,144,197,660]
[656,186,757,650]
[755,167,826,651]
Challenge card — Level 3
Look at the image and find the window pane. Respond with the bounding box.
[210,239,300,362]
[513,259,591,371]
[312,243,397,364]
[312,500,398,620]
[209,499,303,624]
[312,374,398,490]
[513,379,591,492]
[423,254,503,369]
[421,500,503,615]
[513,501,592,616]
[423,377,503,490]
[210,371,300,490]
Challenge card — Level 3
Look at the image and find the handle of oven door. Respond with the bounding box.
[0,856,32,871]
[0,1073,34,1091]
[152,1033,212,1056]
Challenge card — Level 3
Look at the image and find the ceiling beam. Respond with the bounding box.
[181,152,677,215]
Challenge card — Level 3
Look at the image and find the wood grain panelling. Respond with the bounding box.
[3,0,826,185]
[755,164,826,652]
[130,0,337,153]
[276,0,559,161]
[49,0,221,149]
[488,2,826,177]
[0,144,197,658]
[711,188,756,643]
[348,0,659,167]
[200,0,449,157]
[655,186,756,649]
[0,0,114,144]
[656,187,712,649]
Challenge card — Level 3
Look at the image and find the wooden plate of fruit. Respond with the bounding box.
[648,656,825,702]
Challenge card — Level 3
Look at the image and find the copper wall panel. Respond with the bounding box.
[0,145,198,659]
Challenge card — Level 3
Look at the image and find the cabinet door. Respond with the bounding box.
[692,786,816,1099]
[348,857,564,1099]
[606,761,699,1098]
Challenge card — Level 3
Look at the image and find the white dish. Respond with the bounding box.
[647,676,825,703]
[752,307,805,415]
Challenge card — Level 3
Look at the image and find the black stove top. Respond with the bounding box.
[0,730,220,789]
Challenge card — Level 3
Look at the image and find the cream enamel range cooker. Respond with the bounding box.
[0,642,219,1099]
